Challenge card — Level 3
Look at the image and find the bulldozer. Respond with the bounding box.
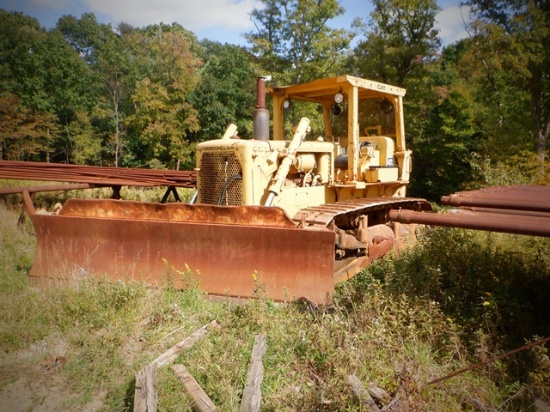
[28,75,431,303]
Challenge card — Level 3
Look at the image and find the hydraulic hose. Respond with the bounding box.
[218,174,242,205]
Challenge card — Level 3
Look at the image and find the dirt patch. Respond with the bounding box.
[0,342,104,412]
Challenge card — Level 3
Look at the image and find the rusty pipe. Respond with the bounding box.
[0,183,95,195]
[22,190,35,215]
[253,77,269,140]
[461,207,550,219]
[443,192,550,203]
[441,195,550,213]
[455,185,549,194]
[256,76,266,109]
[0,160,197,188]
[388,209,550,237]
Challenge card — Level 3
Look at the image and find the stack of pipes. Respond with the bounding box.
[0,160,196,188]
[389,186,550,237]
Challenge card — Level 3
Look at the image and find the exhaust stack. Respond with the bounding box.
[253,76,270,140]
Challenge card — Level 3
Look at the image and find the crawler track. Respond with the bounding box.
[293,197,432,228]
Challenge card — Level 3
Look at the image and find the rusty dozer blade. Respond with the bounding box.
[28,198,336,304]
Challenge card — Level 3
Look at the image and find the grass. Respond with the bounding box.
[0,178,195,209]
[0,190,549,410]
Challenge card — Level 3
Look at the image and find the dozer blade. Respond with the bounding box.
[29,199,336,304]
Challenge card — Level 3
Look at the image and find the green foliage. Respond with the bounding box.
[0,93,58,160]
[57,13,134,166]
[0,11,93,162]
[408,89,476,199]
[341,228,550,407]
[0,10,48,107]
[469,150,550,187]
[246,0,353,83]
[125,24,201,169]
[463,0,550,157]
[0,205,34,294]
[190,41,257,142]
[126,77,197,168]
[452,34,534,157]
[1,200,549,409]
[368,227,550,351]
[2,4,547,186]
[349,0,440,86]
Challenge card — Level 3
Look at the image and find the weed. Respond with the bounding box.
[0,206,34,293]
[161,259,202,292]
[0,198,549,410]
[469,151,550,188]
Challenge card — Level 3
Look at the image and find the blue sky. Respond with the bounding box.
[0,0,471,47]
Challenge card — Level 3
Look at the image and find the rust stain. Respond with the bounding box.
[390,186,550,237]
[30,199,335,304]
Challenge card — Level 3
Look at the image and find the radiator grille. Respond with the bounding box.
[199,151,243,205]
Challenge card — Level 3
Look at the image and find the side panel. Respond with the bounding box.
[30,213,336,304]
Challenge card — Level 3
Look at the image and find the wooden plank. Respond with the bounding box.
[133,320,220,412]
[171,364,217,412]
[348,374,381,412]
[240,334,267,412]
[134,363,158,412]
[151,320,220,368]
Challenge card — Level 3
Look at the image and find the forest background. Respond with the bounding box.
[1,0,549,200]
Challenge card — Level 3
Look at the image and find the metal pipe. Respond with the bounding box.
[388,209,550,237]
[0,183,95,195]
[265,192,275,207]
[253,77,269,140]
[441,195,550,213]
[443,193,550,203]
[21,190,35,215]
[461,207,550,219]
[0,160,197,188]
[457,185,549,194]
[442,190,550,202]
[256,76,266,109]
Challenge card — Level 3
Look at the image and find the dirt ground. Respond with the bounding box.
[0,340,104,412]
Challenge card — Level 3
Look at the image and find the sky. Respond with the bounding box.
[0,0,472,47]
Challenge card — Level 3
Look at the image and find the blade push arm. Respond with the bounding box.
[265,117,310,206]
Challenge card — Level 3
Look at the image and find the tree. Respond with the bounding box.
[347,0,448,198]
[463,0,550,162]
[40,29,100,163]
[0,10,94,162]
[190,41,257,142]
[408,87,477,199]
[0,11,46,106]
[349,0,440,86]
[245,0,354,84]
[0,94,58,160]
[57,14,133,166]
[125,24,201,169]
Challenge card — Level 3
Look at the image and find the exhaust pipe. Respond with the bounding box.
[253,76,270,140]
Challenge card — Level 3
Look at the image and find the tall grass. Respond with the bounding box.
[0,200,548,410]
[352,227,550,406]
[0,179,195,210]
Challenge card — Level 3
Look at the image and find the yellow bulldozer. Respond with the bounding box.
[29,75,431,303]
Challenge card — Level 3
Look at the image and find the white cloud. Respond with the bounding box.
[82,0,260,31]
[435,4,472,45]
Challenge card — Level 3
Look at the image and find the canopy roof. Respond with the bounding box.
[267,75,406,103]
